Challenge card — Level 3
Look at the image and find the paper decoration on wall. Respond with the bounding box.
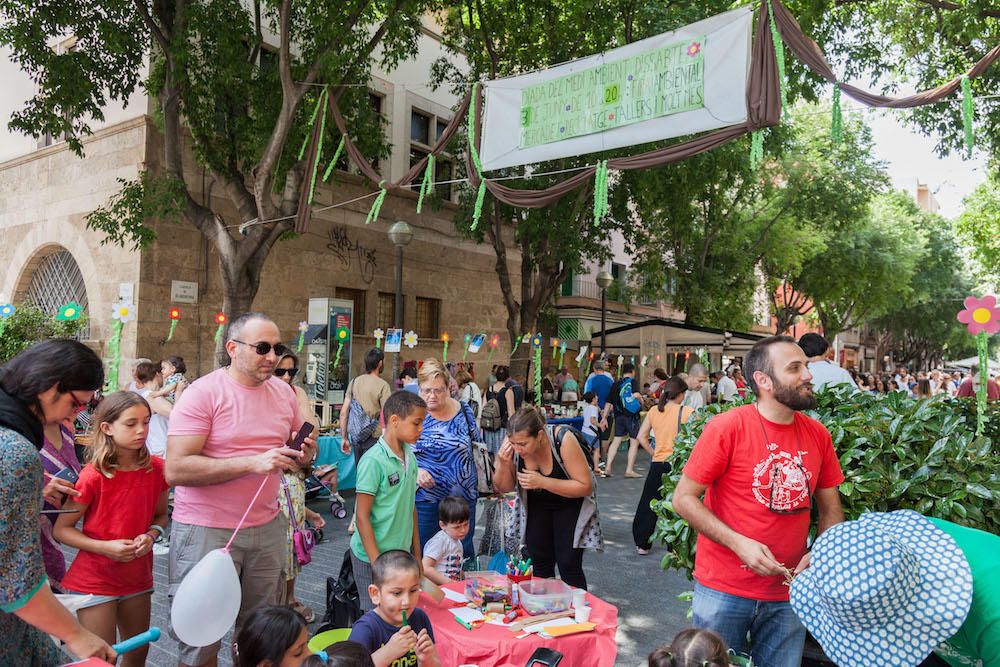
[558,341,567,368]
[333,325,350,368]
[441,333,450,363]
[296,321,309,352]
[0,303,14,337]
[385,328,402,353]
[551,338,559,360]
[956,295,999,435]
[584,350,595,377]
[487,334,500,363]
[531,334,544,406]
[469,333,486,354]
[167,307,181,342]
[463,333,473,361]
[373,328,385,349]
[641,355,650,367]
[105,302,135,392]
[404,330,419,349]
[56,302,83,321]
[479,7,754,170]
[576,345,589,364]
[214,312,228,343]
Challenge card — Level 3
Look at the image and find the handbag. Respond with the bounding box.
[282,477,315,566]
[461,401,496,496]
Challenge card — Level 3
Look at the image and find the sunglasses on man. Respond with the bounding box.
[232,339,290,357]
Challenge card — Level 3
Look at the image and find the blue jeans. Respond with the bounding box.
[416,498,476,561]
[692,582,806,667]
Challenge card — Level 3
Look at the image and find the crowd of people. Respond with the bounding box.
[0,315,995,667]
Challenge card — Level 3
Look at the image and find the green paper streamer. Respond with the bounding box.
[584,358,592,376]
[593,160,609,227]
[487,346,496,364]
[364,181,388,225]
[767,0,788,119]
[0,322,5,339]
[471,179,487,231]
[323,136,346,182]
[167,319,178,342]
[104,319,124,393]
[961,74,975,159]
[443,341,449,364]
[334,341,344,369]
[831,85,842,146]
[296,330,306,353]
[976,331,988,435]
[750,129,765,169]
[416,154,436,214]
[534,346,542,406]
[306,91,329,205]
[214,323,225,343]
[468,82,483,176]
[552,344,558,360]
[297,91,325,161]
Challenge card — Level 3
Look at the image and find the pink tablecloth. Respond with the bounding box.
[421,582,618,667]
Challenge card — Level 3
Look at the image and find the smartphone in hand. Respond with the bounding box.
[288,422,315,451]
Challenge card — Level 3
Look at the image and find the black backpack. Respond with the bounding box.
[321,550,363,629]
[552,425,593,463]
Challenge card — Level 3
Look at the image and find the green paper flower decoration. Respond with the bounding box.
[55,302,82,321]
[335,326,351,342]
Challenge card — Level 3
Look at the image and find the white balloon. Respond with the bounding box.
[170,549,242,647]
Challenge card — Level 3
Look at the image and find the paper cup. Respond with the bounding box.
[575,605,591,623]
[572,589,587,608]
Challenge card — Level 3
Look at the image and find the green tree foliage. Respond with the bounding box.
[618,105,887,330]
[0,305,88,364]
[1,0,429,329]
[956,170,1000,280]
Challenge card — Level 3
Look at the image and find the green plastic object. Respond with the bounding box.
[307,628,352,654]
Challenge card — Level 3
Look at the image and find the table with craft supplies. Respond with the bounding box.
[547,416,584,431]
[315,434,356,490]
[420,580,618,667]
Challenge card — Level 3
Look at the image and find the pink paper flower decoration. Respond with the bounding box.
[687,42,701,57]
[957,295,1000,335]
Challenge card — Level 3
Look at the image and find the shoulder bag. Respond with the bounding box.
[282,477,316,566]
[461,401,496,496]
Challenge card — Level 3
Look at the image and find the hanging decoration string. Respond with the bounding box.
[767,0,788,119]
[224,476,272,553]
[534,346,543,406]
[323,136,346,182]
[364,181,388,224]
[104,319,124,393]
[468,82,489,231]
[416,153,436,213]
[961,74,975,158]
[975,331,988,435]
[593,160,609,227]
[750,129,766,169]
[305,89,329,206]
[297,91,325,161]
[831,84,843,146]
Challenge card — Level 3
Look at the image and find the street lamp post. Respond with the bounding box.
[388,221,413,380]
[596,270,613,355]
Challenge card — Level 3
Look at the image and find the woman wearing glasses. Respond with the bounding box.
[272,353,324,622]
[413,358,482,559]
[0,339,116,664]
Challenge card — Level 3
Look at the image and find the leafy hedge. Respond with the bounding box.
[652,386,999,577]
[0,304,88,364]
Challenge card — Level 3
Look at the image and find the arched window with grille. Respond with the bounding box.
[23,249,90,339]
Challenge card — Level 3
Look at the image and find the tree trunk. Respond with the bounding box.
[214,247,268,366]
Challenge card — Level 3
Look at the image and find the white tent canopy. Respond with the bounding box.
[589,318,766,356]
[945,357,1000,374]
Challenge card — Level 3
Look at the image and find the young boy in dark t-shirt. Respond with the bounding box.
[348,550,440,667]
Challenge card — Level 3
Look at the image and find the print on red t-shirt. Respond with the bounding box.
[62,456,169,597]
[682,405,844,601]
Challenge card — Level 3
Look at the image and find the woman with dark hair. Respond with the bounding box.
[234,604,309,667]
[482,365,523,453]
[494,406,600,588]
[0,339,116,664]
[632,376,694,555]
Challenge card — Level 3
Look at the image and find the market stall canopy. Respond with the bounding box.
[589,319,766,355]
[944,357,1000,374]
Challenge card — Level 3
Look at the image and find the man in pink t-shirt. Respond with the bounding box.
[674,336,845,667]
[166,312,316,667]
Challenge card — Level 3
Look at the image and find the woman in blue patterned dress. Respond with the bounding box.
[413,358,481,559]
[0,339,116,665]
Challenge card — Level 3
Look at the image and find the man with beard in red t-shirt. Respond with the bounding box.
[673,335,845,667]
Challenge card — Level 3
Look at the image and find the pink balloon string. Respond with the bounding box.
[224,475,272,553]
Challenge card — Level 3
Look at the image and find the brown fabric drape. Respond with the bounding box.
[466,0,780,209]
[770,0,1000,109]
[294,97,329,232]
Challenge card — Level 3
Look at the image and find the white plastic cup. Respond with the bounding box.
[572,589,587,609]
[575,605,591,623]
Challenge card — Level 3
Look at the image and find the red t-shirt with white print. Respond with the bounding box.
[683,404,844,601]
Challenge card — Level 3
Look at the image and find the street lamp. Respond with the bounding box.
[596,270,613,355]
[388,221,413,380]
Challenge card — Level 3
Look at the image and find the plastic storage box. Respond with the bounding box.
[518,578,573,615]
[464,570,511,606]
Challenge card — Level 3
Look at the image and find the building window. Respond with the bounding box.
[377,292,398,329]
[335,287,367,333]
[414,297,440,339]
[23,249,90,339]
[409,108,453,201]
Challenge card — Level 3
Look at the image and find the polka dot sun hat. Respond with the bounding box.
[790,510,972,667]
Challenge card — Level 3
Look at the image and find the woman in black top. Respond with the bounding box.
[482,365,524,453]
[494,406,594,588]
